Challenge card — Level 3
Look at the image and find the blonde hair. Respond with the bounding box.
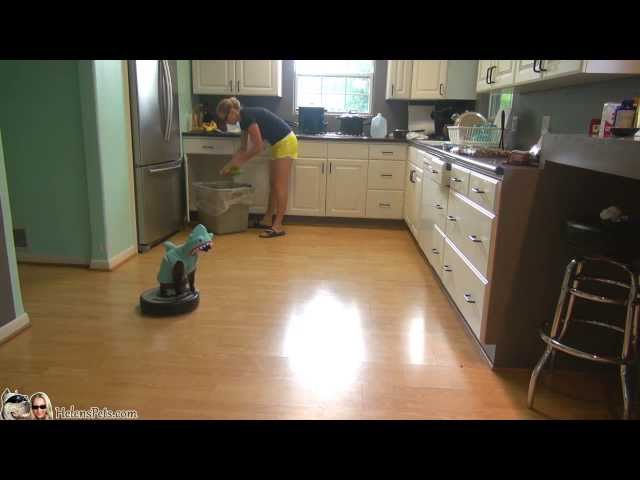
[216,96,241,120]
[30,392,54,420]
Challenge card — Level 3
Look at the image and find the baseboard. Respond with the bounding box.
[0,312,31,345]
[17,252,89,266]
[90,245,137,271]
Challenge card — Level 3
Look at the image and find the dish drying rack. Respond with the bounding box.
[447,125,501,147]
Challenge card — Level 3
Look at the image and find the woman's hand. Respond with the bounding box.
[220,155,243,176]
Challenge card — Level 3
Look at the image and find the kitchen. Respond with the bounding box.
[1,59,640,420]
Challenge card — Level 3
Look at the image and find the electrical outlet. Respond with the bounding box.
[541,115,551,135]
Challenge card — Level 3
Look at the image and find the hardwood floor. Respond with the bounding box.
[0,223,621,419]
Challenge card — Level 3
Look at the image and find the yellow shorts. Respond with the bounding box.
[270,132,298,160]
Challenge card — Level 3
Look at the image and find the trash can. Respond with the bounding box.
[193,181,255,234]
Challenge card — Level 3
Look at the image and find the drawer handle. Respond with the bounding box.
[443,265,452,272]
[431,169,439,174]
[431,248,439,254]
[382,151,394,154]
[468,235,482,243]
[451,177,462,183]
[433,204,443,210]
[379,203,392,208]
[202,145,215,149]
[471,187,485,194]
[464,293,476,304]
[447,215,457,222]
[380,174,393,177]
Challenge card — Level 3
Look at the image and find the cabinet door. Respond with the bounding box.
[411,60,448,99]
[192,60,235,95]
[236,60,282,96]
[476,60,494,93]
[386,60,413,99]
[541,60,583,80]
[404,163,416,229]
[412,168,423,238]
[492,60,515,89]
[287,158,326,216]
[514,60,542,85]
[326,159,368,218]
[235,159,270,214]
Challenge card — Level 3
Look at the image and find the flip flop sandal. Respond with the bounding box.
[259,229,286,238]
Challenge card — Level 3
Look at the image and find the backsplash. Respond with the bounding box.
[478,76,640,150]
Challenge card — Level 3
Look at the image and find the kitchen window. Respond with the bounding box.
[294,60,375,115]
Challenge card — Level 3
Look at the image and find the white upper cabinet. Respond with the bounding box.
[476,60,494,93]
[235,60,282,96]
[387,60,477,100]
[514,60,542,85]
[192,60,282,97]
[492,60,516,88]
[539,60,583,79]
[513,60,640,90]
[192,60,235,95]
[411,60,448,100]
[386,60,413,100]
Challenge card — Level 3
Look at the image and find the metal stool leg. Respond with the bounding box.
[528,346,553,408]
[621,365,631,420]
[528,259,579,409]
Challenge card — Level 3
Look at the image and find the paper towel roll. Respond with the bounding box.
[408,105,435,135]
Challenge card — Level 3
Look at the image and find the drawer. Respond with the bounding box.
[442,239,487,340]
[366,190,404,219]
[298,141,327,158]
[327,142,369,159]
[468,171,499,213]
[423,155,450,186]
[425,224,446,276]
[368,160,405,190]
[368,143,407,161]
[444,190,494,278]
[184,138,235,155]
[449,164,470,195]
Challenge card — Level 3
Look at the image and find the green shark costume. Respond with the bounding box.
[157,224,213,297]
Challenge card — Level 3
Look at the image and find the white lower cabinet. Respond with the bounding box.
[366,190,404,219]
[287,158,327,216]
[404,161,423,237]
[425,224,446,278]
[442,238,487,339]
[326,159,369,218]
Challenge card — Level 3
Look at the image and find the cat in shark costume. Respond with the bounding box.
[140,224,214,316]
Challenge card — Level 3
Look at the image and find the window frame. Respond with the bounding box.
[293,61,376,116]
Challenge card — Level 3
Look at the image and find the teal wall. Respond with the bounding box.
[0,130,24,318]
[0,60,91,262]
[79,60,136,261]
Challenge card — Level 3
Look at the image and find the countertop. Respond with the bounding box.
[409,140,509,179]
[182,130,408,143]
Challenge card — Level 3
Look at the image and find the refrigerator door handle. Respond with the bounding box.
[149,163,182,174]
[164,60,174,141]
[157,60,167,141]
[161,60,171,141]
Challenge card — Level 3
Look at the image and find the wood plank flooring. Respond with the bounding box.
[0,224,621,419]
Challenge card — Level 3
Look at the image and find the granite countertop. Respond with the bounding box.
[409,139,507,179]
[183,130,407,143]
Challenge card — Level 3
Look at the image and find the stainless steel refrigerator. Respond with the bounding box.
[128,60,185,252]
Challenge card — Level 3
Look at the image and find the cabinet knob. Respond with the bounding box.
[468,235,482,243]
[447,215,457,222]
[451,177,462,183]
[431,248,439,254]
[471,187,484,194]
[433,204,443,210]
[431,169,439,174]
[464,293,475,304]
[443,265,452,272]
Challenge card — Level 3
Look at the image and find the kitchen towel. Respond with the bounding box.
[408,105,435,135]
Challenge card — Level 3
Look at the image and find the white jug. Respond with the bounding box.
[370,113,387,139]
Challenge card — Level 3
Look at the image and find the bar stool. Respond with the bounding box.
[527,256,639,419]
